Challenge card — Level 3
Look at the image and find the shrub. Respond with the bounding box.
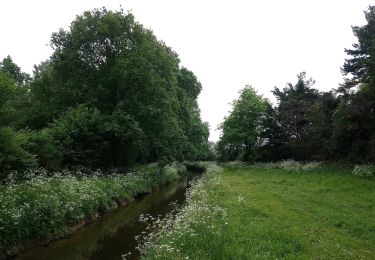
[0,127,36,179]
[27,129,62,170]
[160,164,179,184]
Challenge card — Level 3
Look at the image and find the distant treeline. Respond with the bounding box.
[0,8,214,178]
[218,6,375,163]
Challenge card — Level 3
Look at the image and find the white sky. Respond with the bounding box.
[0,0,373,141]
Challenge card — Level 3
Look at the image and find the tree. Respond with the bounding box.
[219,86,267,161]
[27,8,209,166]
[256,103,289,161]
[0,70,15,121]
[176,67,209,160]
[0,56,30,85]
[331,6,375,162]
[342,6,375,89]
[0,71,35,175]
[272,72,320,160]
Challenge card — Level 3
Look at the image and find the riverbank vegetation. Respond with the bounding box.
[141,163,375,259]
[0,163,185,258]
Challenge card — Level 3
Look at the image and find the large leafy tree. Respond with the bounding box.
[26,8,208,167]
[219,86,267,161]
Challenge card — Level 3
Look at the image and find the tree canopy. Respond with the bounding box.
[218,6,375,163]
[0,8,210,176]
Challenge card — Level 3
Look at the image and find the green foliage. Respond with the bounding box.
[26,129,62,170]
[218,73,339,163]
[330,6,375,163]
[343,6,375,87]
[255,104,289,161]
[49,105,110,167]
[42,8,185,162]
[0,8,210,172]
[219,86,267,161]
[21,8,209,167]
[272,72,321,160]
[0,56,30,85]
[0,128,36,177]
[0,71,16,124]
[47,104,143,167]
[331,83,375,162]
[0,70,36,178]
[176,67,209,161]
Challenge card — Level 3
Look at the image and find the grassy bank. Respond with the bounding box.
[141,163,375,259]
[0,163,184,258]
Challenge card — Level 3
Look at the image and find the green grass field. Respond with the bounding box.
[143,164,375,259]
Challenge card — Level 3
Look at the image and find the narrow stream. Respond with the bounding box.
[16,173,198,260]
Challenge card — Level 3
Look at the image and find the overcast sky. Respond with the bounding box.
[0,0,373,141]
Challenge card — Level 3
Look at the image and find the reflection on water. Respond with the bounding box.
[16,174,197,260]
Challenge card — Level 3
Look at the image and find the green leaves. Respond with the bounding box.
[10,8,210,169]
[219,86,267,161]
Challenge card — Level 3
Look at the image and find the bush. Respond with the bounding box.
[49,105,110,167]
[160,164,179,184]
[0,127,36,179]
[27,130,62,170]
[352,165,375,177]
